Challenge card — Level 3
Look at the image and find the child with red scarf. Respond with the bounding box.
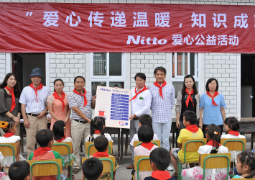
[92,136,118,180]
[0,120,20,168]
[144,148,175,180]
[85,116,113,143]
[134,125,158,180]
[170,111,203,179]
[53,120,76,179]
[28,129,66,180]
[182,124,229,180]
[221,117,245,163]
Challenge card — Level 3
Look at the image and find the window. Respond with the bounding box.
[90,53,125,96]
[172,53,198,97]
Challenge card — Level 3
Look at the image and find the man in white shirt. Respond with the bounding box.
[126,73,152,169]
[19,68,50,157]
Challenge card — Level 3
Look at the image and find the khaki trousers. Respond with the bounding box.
[25,115,47,157]
[71,120,90,170]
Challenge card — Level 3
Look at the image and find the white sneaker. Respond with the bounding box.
[19,154,26,161]
[167,165,174,171]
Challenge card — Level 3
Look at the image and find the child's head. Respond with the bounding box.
[138,125,154,143]
[36,129,54,148]
[224,117,239,132]
[139,114,152,127]
[82,157,103,180]
[205,124,221,153]
[9,161,30,180]
[150,148,170,171]
[236,151,255,178]
[53,120,66,141]
[0,120,16,133]
[94,135,108,152]
[91,116,105,134]
[183,110,197,127]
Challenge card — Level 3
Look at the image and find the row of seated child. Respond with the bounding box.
[0,110,253,180]
[168,111,248,180]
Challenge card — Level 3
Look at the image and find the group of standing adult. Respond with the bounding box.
[0,66,227,173]
[0,68,96,173]
[128,67,226,169]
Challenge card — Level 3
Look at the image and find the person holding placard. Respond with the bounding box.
[68,76,96,174]
[126,73,152,169]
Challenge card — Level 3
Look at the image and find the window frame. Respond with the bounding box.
[90,52,126,91]
[171,52,199,97]
[172,52,199,82]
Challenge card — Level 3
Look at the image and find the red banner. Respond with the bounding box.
[0,3,254,52]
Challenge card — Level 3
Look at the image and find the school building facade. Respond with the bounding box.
[1,0,253,119]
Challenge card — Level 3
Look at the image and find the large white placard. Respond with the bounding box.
[95,86,131,129]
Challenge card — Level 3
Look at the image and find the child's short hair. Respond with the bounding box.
[53,120,65,141]
[183,110,197,125]
[237,151,255,178]
[82,157,103,180]
[138,125,154,143]
[139,114,152,127]
[150,148,170,170]
[94,135,108,152]
[224,117,239,131]
[36,129,53,147]
[9,161,30,180]
[0,120,15,133]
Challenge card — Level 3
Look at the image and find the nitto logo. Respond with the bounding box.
[100,88,111,92]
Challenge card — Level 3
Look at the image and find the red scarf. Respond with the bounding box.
[129,86,148,101]
[29,83,43,102]
[185,125,199,133]
[141,142,154,150]
[92,151,109,157]
[151,171,171,180]
[53,91,66,112]
[5,86,16,112]
[55,135,66,142]
[3,132,14,137]
[185,88,194,108]
[207,140,221,147]
[73,88,87,107]
[33,147,52,157]
[154,81,167,99]
[228,130,239,136]
[94,130,100,134]
[206,91,219,106]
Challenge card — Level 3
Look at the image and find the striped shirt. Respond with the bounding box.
[149,83,175,123]
[68,91,93,121]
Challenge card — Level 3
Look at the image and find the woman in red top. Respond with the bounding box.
[47,79,71,137]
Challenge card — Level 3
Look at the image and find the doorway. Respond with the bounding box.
[241,54,255,117]
[12,53,45,89]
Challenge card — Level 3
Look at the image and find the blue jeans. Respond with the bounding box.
[152,120,171,151]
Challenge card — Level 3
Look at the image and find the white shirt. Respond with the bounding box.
[221,134,246,139]
[19,85,51,114]
[130,133,159,146]
[54,137,73,143]
[85,133,114,142]
[131,87,152,117]
[0,135,20,167]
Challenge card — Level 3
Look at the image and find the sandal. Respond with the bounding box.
[172,172,178,180]
[72,168,79,174]
[67,174,75,179]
